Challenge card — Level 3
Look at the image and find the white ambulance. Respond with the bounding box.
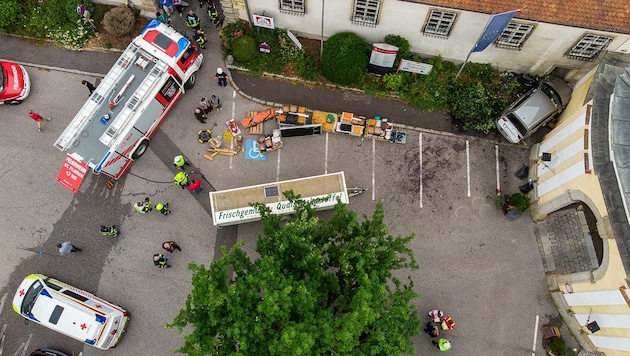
[13,274,129,350]
[54,20,202,181]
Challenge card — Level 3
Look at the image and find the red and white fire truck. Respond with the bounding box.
[54,20,202,189]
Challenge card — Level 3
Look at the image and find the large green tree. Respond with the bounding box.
[168,193,421,355]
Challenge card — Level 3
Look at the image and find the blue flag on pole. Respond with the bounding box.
[472,10,519,53]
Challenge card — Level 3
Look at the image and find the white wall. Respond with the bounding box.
[241,0,630,80]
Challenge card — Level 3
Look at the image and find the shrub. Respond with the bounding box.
[384,34,410,67]
[65,0,94,23]
[321,32,370,85]
[232,35,258,63]
[102,6,135,37]
[0,0,22,29]
[382,73,405,92]
[449,80,496,133]
[295,54,318,81]
[278,30,304,63]
[508,193,531,213]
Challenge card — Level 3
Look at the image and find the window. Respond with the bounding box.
[423,9,457,38]
[352,0,380,27]
[565,33,613,62]
[280,0,305,15]
[495,22,534,50]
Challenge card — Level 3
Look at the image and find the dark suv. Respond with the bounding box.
[496,76,572,143]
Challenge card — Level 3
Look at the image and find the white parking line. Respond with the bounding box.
[229,90,236,170]
[495,145,501,195]
[532,315,540,355]
[419,133,423,208]
[276,148,281,182]
[466,140,471,197]
[372,138,376,200]
[324,132,329,174]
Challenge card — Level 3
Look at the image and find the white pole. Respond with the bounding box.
[320,0,325,60]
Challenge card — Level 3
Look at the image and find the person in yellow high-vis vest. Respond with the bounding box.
[432,338,451,351]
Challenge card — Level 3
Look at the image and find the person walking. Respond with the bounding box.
[210,95,221,110]
[186,9,201,30]
[81,80,96,96]
[215,68,228,87]
[134,197,152,213]
[174,171,189,189]
[153,253,170,268]
[57,241,81,255]
[199,97,212,115]
[173,154,190,170]
[194,107,207,123]
[159,0,173,16]
[207,2,220,28]
[173,0,185,17]
[432,338,451,351]
[155,202,171,215]
[162,241,182,253]
[28,110,51,132]
[189,179,204,194]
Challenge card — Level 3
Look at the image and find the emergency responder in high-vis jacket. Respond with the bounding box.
[156,202,171,215]
[153,253,169,268]
[173,154,190,170]
[432,338,451,351]
[134,197,152,213]
[193,29,207,49]
[186,9,201,30]
[174,171,189,189]
[207,2,220,28]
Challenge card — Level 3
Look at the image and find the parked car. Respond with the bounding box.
[0,60,30,104]
[30,349,69,356]
[496,76,572,143]
[13,274,129,350]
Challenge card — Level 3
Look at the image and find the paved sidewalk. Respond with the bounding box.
[535,207,599,274]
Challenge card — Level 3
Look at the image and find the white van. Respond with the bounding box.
[12,274,129,350]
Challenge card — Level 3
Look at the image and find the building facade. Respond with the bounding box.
[217,0,630,80]
[530,52,630,355]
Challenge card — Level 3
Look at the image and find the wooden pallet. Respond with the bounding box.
[247,122,263,135]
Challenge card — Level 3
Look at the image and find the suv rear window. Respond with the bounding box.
[506,113,528,136]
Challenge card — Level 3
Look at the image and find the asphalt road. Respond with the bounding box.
[0,25,555,356]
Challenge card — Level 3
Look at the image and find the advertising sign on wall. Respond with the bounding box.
[253,14,275,29]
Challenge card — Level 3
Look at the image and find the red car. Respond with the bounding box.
[0,61,30,104]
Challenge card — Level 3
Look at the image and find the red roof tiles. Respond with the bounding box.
[411,0,630,34]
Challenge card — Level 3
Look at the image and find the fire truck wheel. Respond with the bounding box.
[132,139,149,159]
[184,72,196,89]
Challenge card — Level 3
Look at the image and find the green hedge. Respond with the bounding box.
[321,32,370,85]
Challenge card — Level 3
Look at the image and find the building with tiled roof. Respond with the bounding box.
[410,0,630,34]
[529,52,630,355]
[213,0,630,80]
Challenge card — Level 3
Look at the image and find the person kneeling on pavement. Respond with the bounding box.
[153,253,170,268]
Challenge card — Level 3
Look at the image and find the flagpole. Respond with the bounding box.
[453,10,519,83]
[453,17,491,83]
[454,50,473,83]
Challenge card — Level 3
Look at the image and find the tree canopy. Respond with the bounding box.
[168,193,421,355]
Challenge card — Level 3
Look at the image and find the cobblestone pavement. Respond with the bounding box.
[535,206,599,274]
